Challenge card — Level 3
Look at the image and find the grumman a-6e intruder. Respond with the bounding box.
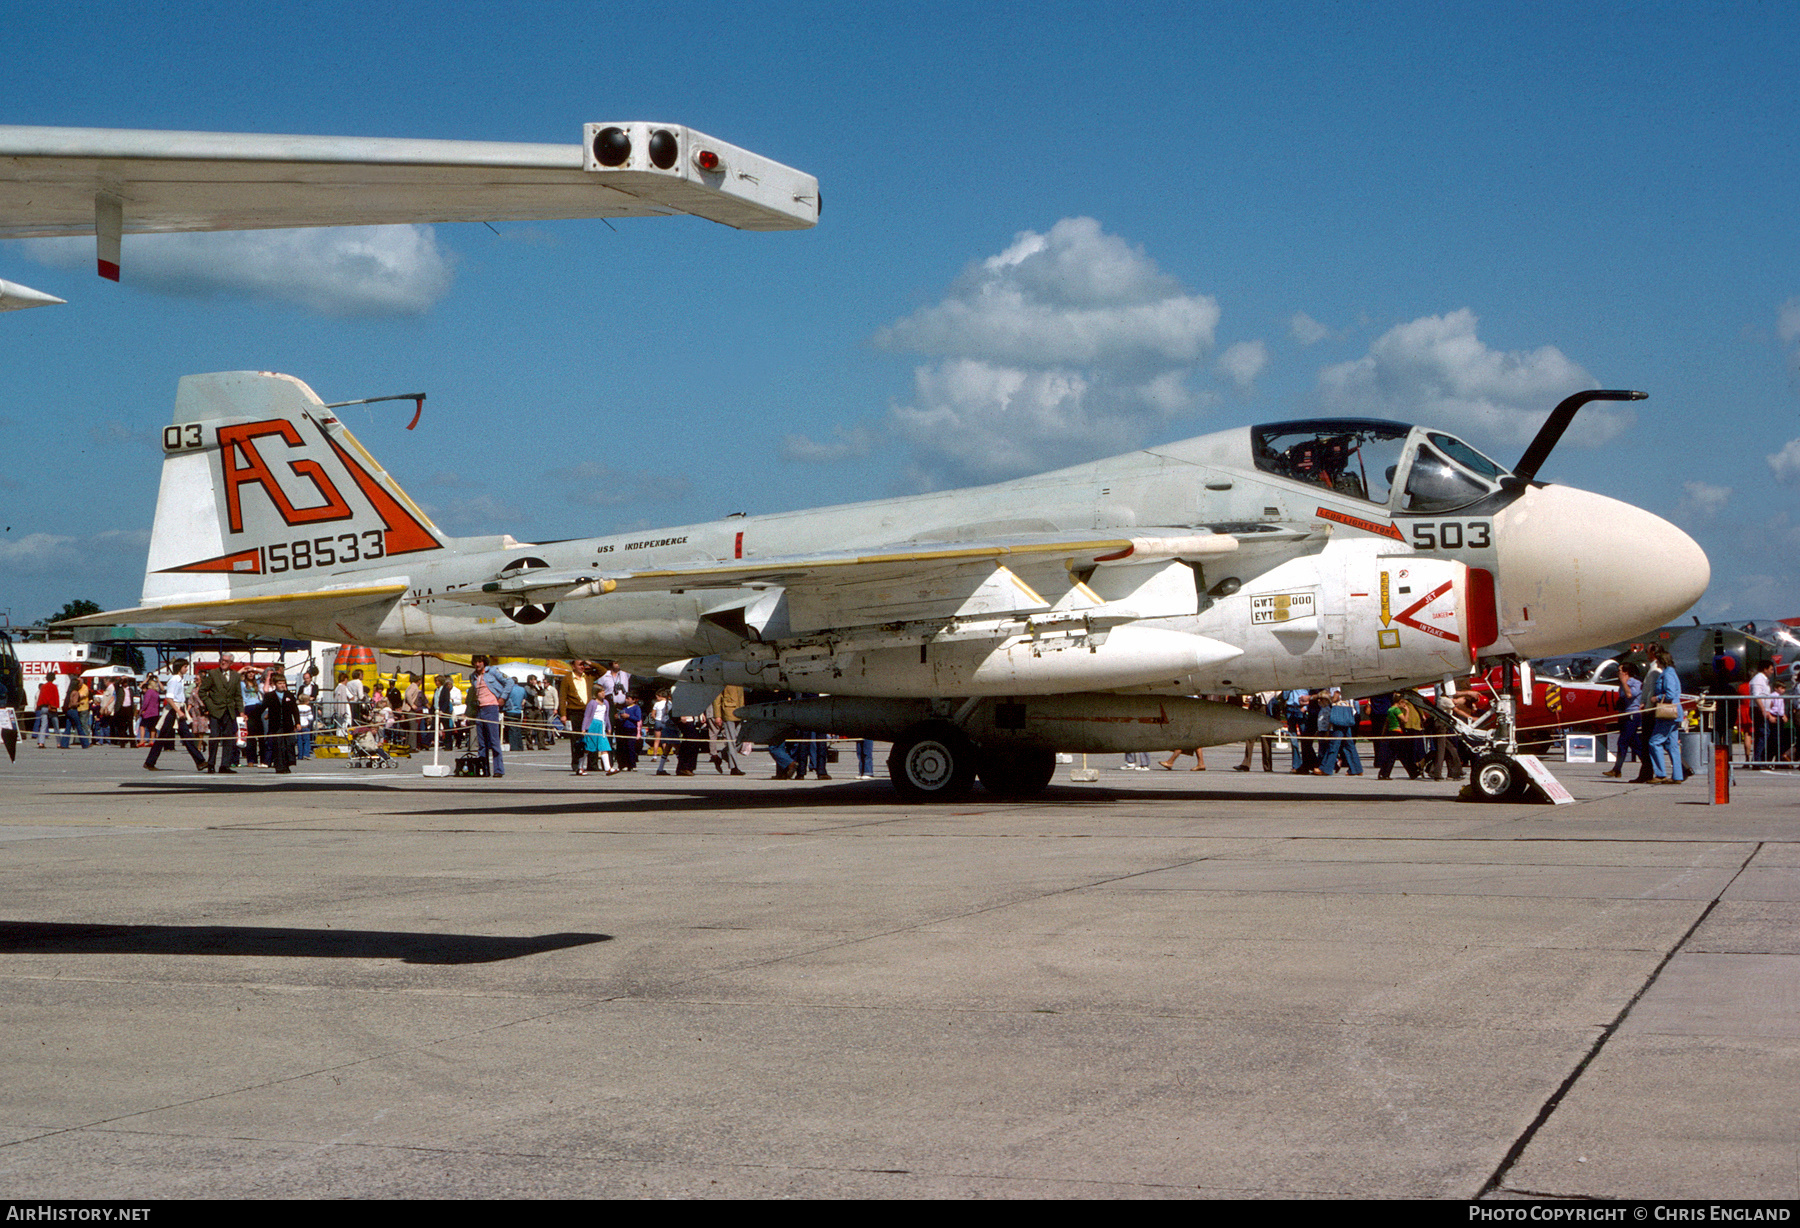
[70,374,1709,800]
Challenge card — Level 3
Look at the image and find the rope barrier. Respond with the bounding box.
[44,690,1790,749]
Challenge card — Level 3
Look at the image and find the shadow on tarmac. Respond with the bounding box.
[0,921,609,964]
[384,784,1436,819]
[99,776,1457,816]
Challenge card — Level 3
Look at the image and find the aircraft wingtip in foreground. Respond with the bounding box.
[63,373,1709,801]
[0,121,818,292]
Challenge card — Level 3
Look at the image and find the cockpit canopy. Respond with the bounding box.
[1251,419,1512,513]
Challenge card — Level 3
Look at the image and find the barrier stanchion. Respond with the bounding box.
[422,708,450,777]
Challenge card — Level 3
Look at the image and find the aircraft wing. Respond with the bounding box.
[56,583,408,628]
[598,531,1241,591]
[0,122,819,278]
[436,531,1245,603]
[442,529,1254,639]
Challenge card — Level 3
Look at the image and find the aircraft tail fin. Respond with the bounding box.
[141,371,446,609]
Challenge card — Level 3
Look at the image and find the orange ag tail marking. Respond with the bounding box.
[322,436,441,557]
[157,546,263,576]
[218,420,353,534]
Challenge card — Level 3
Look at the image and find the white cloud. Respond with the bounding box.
[0,533,80,573]
[1779,298,1800,382]
[886,361,1090,481]
[0,529,147,575]
[1216,340,1268,391]
[1768,439,1800,484]
[873,218,1219,369]
[1780,298,1800,345]
[781,424,875,464]
[15,225,454,316]
[1289,312,1330,345]
[87,420,157,451]
[1317,308,1626,451]
[788,218,1218,487]
[416,493,523,534]
[1698,572,1791,620]
[1679,481,1732,516]
[546,461,690,508]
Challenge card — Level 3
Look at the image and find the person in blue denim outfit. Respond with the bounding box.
[1321,689,1364,775]
[59,678,92,749]
[503,671,527,752]
[1646,648,1685,784]
[1283,688,1309,772]
[1603,663,1643,779]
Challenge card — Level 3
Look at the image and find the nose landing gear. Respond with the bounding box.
[1449,660,1570,804]
[1470,751,1531,802]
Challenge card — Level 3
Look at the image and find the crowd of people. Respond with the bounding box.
[29,648,1797,786]
[1209,688,1475,781]
[1603,646,1699,784]
[9,662,1537,786]
[26,655,324,774]
[548,663,876,782]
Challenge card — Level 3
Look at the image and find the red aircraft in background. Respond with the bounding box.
[1451,618,1800,749]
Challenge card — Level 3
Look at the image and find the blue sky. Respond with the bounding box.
[3,0,1797,627]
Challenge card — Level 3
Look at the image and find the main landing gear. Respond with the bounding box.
[887,721,1056,802]
[976,746,1058,800]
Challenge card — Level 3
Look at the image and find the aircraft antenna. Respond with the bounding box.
[325,392,428,431]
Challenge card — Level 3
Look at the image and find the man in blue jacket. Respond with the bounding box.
[503,670,527,752]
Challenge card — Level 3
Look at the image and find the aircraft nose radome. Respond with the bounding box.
[1494,484,1710,659]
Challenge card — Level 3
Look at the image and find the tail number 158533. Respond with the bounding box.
[269,531,385,572]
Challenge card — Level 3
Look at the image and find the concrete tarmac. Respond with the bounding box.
[0,742,1794,1199]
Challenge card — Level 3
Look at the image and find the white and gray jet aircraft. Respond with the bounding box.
[67,376,1708,799]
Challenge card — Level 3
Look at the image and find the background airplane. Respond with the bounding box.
[65,377,1708,800]
[1538,618,1800,694]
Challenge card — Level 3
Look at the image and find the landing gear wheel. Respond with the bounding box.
[977,746,1057,799]
[888,721,977,802]
[1471,752,1530,802]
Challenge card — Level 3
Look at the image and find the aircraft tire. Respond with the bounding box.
[888,721,978,801]
[976,746,1057,799]
[1471,752,1530,802]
